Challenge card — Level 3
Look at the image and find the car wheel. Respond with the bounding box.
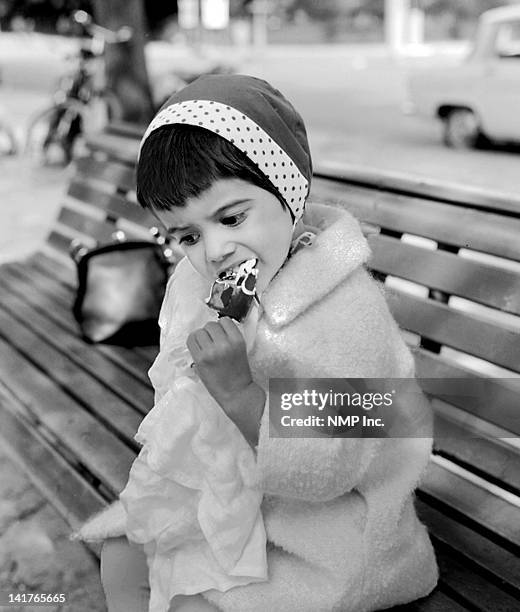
[443,108,481,149]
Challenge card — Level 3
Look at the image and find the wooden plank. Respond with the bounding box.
[390,589,470,611]
[432,542,520,612]
[1,259,155,385]
[421,460,520,548]
[106,121,146,140]
[46,229,80,256]
[0,276,154,415]
[392,293,520,375]
[0,305,144,445]
[58,206,117,243]
[74,156,136,192]
[86,131,140,164]
[313,161,520,215]
[0,338,135,496]
[0,385,107,528]
[310,179,520,263]
[68,179,155,226]
[416,499,520,591]
[414,351,520,437]
[368,234,520,316]
[433,412,520,494]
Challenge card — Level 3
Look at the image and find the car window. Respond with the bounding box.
[494,20,520,58]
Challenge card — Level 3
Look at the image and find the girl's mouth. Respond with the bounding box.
[218,258,258,282]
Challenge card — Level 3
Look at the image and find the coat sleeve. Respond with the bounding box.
[254,267,424,502]
[255,421,383,502]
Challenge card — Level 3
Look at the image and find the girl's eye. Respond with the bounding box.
[221,212,247,227]
[178,233,199,246]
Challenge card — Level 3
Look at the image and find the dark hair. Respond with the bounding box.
[136,124,289,215]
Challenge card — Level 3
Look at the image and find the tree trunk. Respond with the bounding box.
[93,0,154,124]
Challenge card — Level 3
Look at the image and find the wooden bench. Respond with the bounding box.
[1,124,519,611]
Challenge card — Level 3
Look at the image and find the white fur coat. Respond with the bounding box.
[76,202,438,611]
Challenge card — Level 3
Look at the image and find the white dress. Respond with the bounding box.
[119,258,268,612]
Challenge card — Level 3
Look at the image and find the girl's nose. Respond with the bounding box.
[204,233,235,265]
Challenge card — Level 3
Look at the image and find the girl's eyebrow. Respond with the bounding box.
[167,199,251,233]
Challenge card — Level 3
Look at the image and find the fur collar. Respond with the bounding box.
[261,202,370,327]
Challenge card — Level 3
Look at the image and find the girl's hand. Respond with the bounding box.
[186,317,265,449]
[186,317,253,407]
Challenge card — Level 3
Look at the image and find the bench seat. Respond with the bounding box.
[1,124,519,611]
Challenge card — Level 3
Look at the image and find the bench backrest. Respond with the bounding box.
[311,163,520,439]
[45,125,520,439]
[46,125,148,258]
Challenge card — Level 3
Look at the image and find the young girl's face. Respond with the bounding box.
[153,178,294,294]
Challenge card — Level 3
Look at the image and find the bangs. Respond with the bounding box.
[136,124,286,212]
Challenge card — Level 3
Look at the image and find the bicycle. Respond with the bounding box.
[25,10,132,165]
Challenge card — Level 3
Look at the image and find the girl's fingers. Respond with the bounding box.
[203,321,228,345]
[187,328,211,357]
[218,317,243,343]
[187,319,244,361]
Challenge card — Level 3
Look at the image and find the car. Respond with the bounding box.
[406,5,520,149]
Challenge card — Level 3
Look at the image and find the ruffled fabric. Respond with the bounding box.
[119,262,267,612]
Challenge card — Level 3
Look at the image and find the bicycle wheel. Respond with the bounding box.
[82,91,122,136]
[0,121,17,156]
[26,104,81,165]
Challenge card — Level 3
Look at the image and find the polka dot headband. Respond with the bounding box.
[140,99,309,225]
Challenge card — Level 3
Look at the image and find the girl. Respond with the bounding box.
[77,74,438,612]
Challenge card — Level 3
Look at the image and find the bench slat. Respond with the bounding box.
[86,132,139,164]
[0,276,153,416]
[433,412,520,495]
[432,541,520,611]
[0,338,135,495]
[75,156,135,192]
[58,206,118,243]
[414,351,520,436]
[68,179,154,227]
[47,229,82,255]
[3,258,156,384]
[0,385,106,528]
[392,293,520,375]
[416,499,520,592]
[369,234,520,316]
[422,460,520,548]
[313,162,520,215]
[0,266,150,402]
[394,590,469,611]
[0,304,144,448]
[311,179,520,262]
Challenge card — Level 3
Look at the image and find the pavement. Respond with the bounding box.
[0,447,106,612]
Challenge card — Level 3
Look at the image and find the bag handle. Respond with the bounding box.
[69,227,178,266]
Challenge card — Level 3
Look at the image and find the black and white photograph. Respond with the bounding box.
[0,1,519,611]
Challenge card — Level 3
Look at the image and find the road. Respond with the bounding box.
[238,46,520,196]
[2,35,519,197]
[1,37,520,262]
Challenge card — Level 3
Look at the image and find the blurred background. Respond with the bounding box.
[2,0,520,261]
[1,1,520,610]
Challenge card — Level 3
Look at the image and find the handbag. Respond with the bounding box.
[70,233,172,345]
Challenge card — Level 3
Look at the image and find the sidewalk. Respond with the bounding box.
[0,447,106,612]
[0,157,67,264]
[0,86,68,263]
